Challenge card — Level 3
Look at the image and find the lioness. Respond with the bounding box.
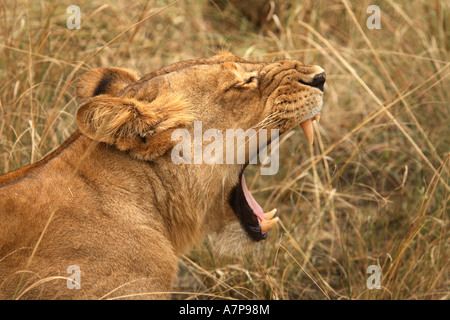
[0,52,325,299]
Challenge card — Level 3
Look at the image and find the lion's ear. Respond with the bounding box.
[76,94,193,160]
[76,67,139,101]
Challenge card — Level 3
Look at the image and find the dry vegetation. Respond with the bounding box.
[0,0,448,299]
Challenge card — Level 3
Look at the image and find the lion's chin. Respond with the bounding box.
[209,221,255,255]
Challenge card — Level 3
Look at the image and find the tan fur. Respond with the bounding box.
[76,67,139,101]
[0,52,325,299]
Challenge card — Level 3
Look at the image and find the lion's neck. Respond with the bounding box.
[0,131,232,257]
[69,134,228,256]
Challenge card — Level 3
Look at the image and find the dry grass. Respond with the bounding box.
[0,0,448,300]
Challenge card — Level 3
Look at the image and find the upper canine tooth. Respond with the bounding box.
[260,217,280,233]
[263,208,277,220]
[314,114,320,123]
[300,119,314,145]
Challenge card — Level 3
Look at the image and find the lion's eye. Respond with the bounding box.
[245,76,257,84]
[239,76,258,88]
[225,76,258,92]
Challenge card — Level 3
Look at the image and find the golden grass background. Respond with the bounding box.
[0,0,448,299]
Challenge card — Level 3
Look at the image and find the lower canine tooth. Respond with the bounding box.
[263,208,277,220]
[260,217,280,233]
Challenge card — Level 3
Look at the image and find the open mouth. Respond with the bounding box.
[229,114,320,241]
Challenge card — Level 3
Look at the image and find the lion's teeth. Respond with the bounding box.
[313,114,320,123]
[263,208,277,220]
[300,119,314,145]
[260,217,279,233]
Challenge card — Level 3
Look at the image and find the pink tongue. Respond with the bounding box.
[241,174,265,221]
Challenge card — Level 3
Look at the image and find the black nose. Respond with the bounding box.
[311,72,326,91]
[297,72,326,92]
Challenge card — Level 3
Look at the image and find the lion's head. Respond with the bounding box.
[75,51,325,254]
